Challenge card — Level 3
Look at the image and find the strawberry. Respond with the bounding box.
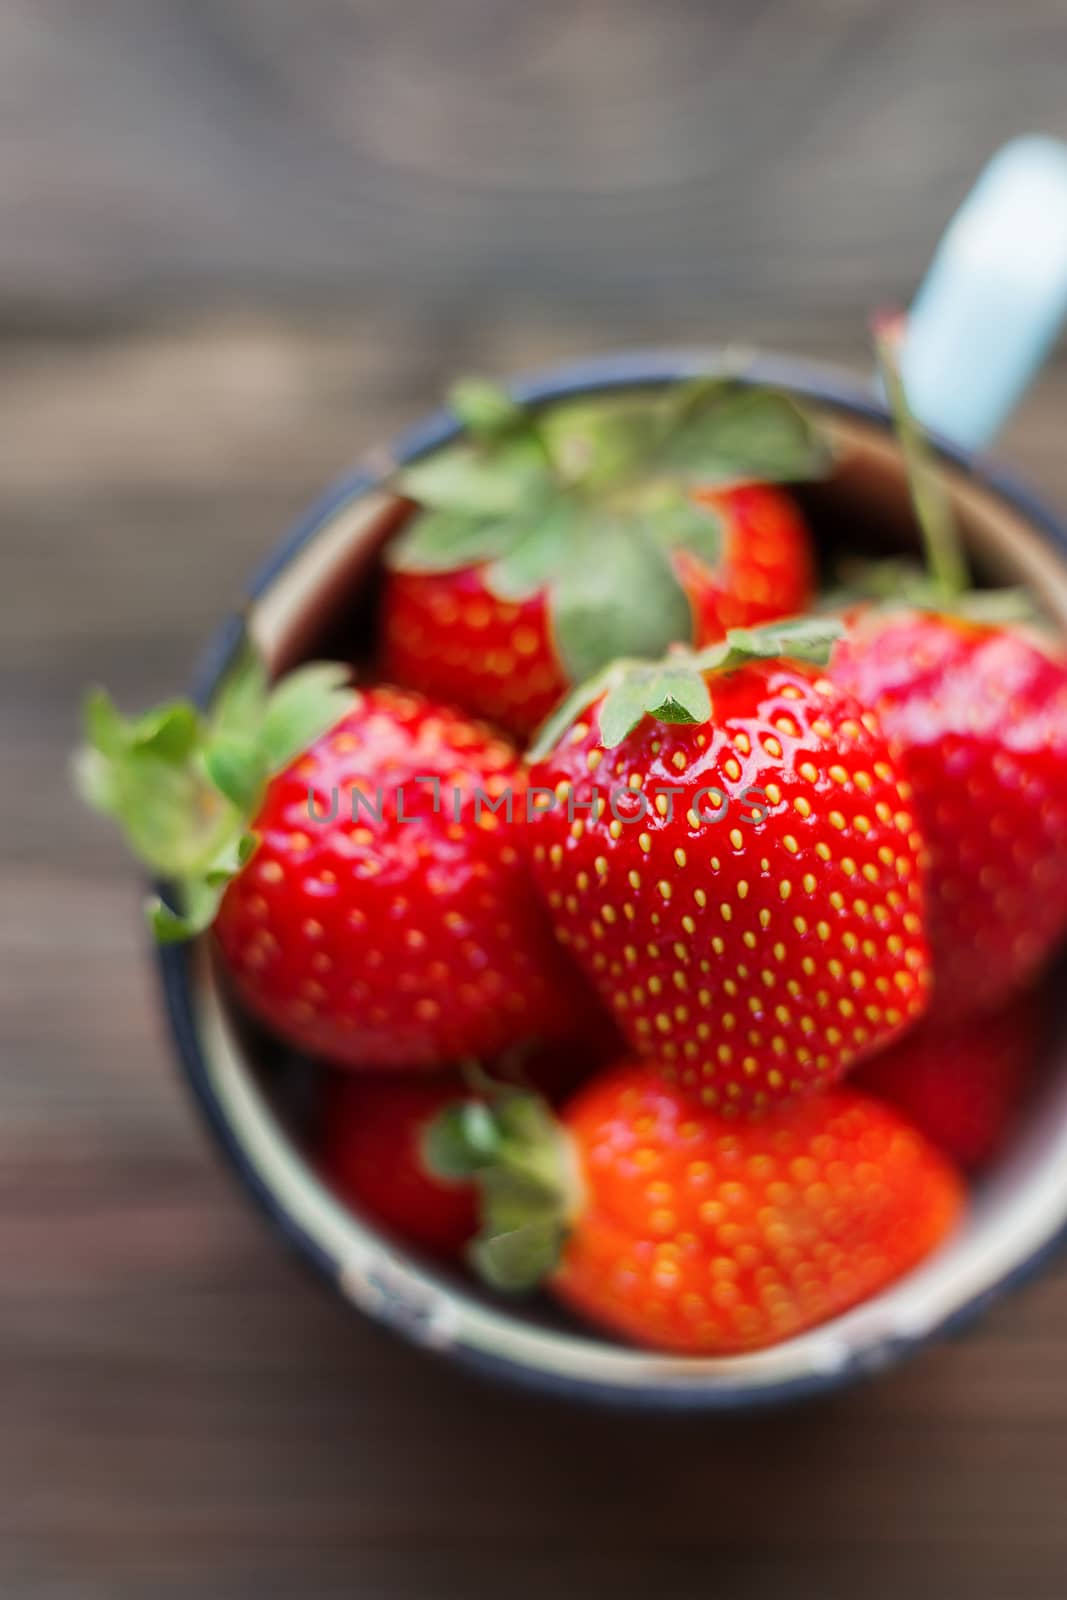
[832,613,1067,1021]
[427,1062,963,1354]
[383,481,814,740]
[855,991,1041,1170]
[380,377,824,739]
[320,1076,480,1257]
[78,645,587,1069]
[317,1041,600,1257]
[829,323,1067,1021]
[524,619,931,1112]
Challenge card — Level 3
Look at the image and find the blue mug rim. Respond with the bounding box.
[154,348,1067,1410]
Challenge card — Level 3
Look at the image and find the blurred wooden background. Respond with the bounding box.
[6,2,1067,1596]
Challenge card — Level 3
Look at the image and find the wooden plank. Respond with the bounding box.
[4,0,1067,322]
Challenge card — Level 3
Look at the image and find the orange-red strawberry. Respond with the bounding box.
[381,377,826,739]
[320,1076,480,1257]
[832,612,1067,1022]
[78,648,588,1069]
[525,621,931,1112]
[427,1062,963,1354]
[855,990,1041,1169]
[382,481,813,739]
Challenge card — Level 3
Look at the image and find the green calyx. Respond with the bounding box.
[827,555,1038,626]
[75,634,354,942]
[389,375,833,684]
[423,1090,581,1292]
[854,320,1036,626]
[527,614,843,760]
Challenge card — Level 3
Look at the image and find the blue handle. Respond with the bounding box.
[899,136,1067,451]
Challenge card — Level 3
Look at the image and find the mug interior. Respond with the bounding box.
[165,357,1067,1406]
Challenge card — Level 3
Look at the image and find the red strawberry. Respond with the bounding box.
[855,990,1041,1169]
[832,612,1067,1022]
[320,1076,480,1257]
[382,481,814,740]
[380,377,826,739]
[828,323,1067,1021]
[317,1039,601,1257]
[525,620,931,1111]
[381,568,563,742]
[78,648,587,1070]
[428,1062,963,1354]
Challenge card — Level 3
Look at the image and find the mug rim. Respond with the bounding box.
[155,347,1067,1410]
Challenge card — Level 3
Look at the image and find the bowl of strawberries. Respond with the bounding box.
[79,341,1067,1408]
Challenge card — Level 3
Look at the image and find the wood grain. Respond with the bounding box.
[7,1,1067,1592]
[4,0,1067,325]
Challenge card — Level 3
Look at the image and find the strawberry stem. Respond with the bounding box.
[873,315,971,600]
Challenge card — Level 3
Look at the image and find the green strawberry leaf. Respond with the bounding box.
[829,556,1040,628]
[421,1101,505,1179]
[206,829,259,883]
[384,507,519,574]
[471,1218,567,1293]
[541,397,662,489]
[530,616,844,756]
[201,735,269,814]
[597,661,712,747]
[652,379,834,486]
[831,555,943,609]
[597,677,663,749]
[129,701,201,762]
[149,893,209,944]
[643,663,713,725]
[83,686,128,759]
[705,615,844,672]
[424,1090,579,1293]
[147,830,258,943]
[549,513,694,684]
[75,631,354,944]
[400,437,552,515]
[448,377,527,441]
[953,588,1039,624]
[257,660,353,771]
[483,498,577,601]
[211,635,270,738]
[645,492,724,566]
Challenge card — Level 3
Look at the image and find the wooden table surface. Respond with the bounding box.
[6,3,1067,1595]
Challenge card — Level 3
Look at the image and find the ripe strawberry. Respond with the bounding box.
[832,611,1067,1022]
[380,377,825,739]
[78,646,587,1070]
[855,990,1041,1169]
[427,1062,963,1355]
[525,619,931,1112]
[382,481,813,740]
[320,1076,480,1257]
[829,322,1067,1021]
[317,1040,601,1257]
